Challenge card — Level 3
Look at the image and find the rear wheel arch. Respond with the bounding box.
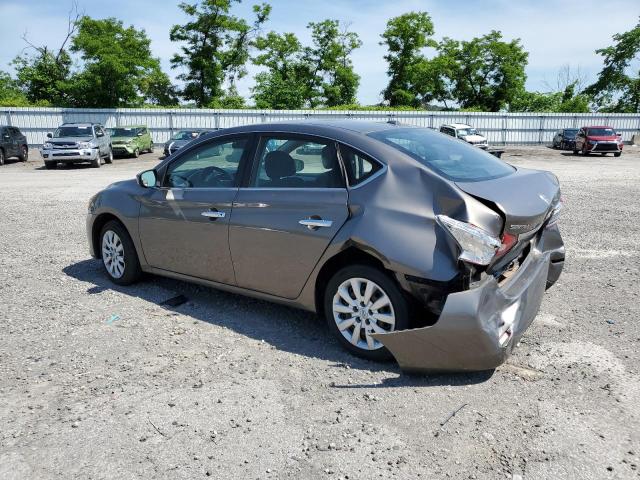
[314,246,396,317]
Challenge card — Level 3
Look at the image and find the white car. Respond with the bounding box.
[440,123,489,149]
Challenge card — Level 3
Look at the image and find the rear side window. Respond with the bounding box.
[339,145,381,186]
[369,127,514,182]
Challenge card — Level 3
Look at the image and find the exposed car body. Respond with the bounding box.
[41,123,113,169]
[0,125,28,165]
[86,121,565,372]
[552,128,579,150]
[440,123,489,149]
[108,125,154,158]
[163,129,218,157]
[573,126,623,156]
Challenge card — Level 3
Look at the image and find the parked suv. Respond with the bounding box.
[552,128,579,150]
[0,125,29,165]
[41,123,113,169]
[109,125,154,158]
[573,126,622,157]
[440,123,489,149]
[162,129,216,157]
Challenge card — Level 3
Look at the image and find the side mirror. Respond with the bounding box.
[294,159,304,172]
[137,169,157,188]
[47,132,53,138]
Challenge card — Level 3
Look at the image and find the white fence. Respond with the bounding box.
[3,107,640,146]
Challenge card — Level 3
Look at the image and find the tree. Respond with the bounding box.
[252,31,309,109]
[0,71,29,106]
[170,0,271,107]
[69,16,171,107]
[306,20,362,106]
[380,12,436,107]
[585,17,640,112]
[139,66,180,106]
[436,31,528,111]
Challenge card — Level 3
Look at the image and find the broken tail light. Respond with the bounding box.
[437,215,501,266]
[495,232,518,258]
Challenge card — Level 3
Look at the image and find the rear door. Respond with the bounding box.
[229,134,349,299]
[138,135,252,284]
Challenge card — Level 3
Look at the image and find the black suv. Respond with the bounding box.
[0,125,29,165]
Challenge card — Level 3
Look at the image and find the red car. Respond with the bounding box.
[573,126,623,157]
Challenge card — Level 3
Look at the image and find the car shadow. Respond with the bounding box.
[63,259,494,386]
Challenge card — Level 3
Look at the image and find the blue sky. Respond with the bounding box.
[0,0,637,104]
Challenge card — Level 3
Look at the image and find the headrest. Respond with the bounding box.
[264,151,296,180]
[321,144,337,169]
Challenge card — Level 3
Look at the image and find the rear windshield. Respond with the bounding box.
[586,128,615,136]
[368,127,514,182]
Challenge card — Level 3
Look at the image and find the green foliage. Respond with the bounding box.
[69,16,169,107]
[585,17,640,113]
[435,31,528,111]
[305,20,362,107]
[12,49,72,106]
[510,82,590,113]
[0,70,30,106]
[252,31,309,109]
[380,12,436,106]
[170,0,271,107]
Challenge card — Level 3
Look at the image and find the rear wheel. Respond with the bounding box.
[324,265,409,361]
[19,146,28,161]
[99,220,141,285]
[0,148,4,165]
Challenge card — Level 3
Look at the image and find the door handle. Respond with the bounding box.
[201,210,226,219]
[299,218,333,229]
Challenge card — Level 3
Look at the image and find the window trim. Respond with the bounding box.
[160,133,254,190]
[246,133,347,190]
[336,142,385,189]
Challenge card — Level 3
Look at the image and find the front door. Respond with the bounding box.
[229,135,349,299]
[139,136,250,284]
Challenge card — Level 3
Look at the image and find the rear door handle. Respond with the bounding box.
[299,218,333,228]
[201,210,226,219]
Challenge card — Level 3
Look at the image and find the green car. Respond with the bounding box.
[109,125,154,158]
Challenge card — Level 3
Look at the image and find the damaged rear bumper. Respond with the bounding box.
[372,247,552,373]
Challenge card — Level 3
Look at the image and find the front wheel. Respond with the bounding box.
[132,148,140,158]
[614,152,622,157]
[0,148,4,165]
[19,146,28,161]
[100,220,141,285]
[324,265,409,361]
[104,149,113,164]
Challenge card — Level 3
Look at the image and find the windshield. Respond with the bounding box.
[172,130,202,141]
[110,128,138,137]
[563,129,578,137]
[457,128,479,136]
[586,128,615,136]
[54,126,93,138]
[369,127,514,182]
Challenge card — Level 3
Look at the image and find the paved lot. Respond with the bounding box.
[1,145,639,479]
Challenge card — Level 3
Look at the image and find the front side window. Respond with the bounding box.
[164,137,247,188]
[339,145,381,186]
[251,136,344,188]
[172,130,201,141]
[369,127,514,182]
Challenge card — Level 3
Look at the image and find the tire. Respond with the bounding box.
[19,145,28,161]
[91,158,101,168]
[614,152,621,157]
[99,220,141,285]
[44,161,56,170]
[132,148,140,158]
[600,152,606,156]
[0,148,4,166]
[324,265,409,361]
[148,143,154,153]
[104,149,113,164]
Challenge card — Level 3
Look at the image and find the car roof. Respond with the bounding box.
[60,123,98,127]
[114,125,146,128]
[218,120,408,136]
[583,125,614,129]
[442,123,472,129]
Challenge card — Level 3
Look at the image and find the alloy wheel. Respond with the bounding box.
[332,277,396,351]
[102,230,125,279]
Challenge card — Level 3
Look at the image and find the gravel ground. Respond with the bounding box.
[1,145,639,479]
